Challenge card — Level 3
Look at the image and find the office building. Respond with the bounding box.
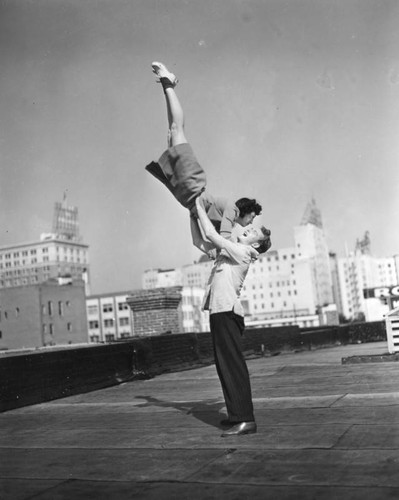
[86,292,135,343]
[337,232,399,321]
[0,199,90,294]
[241,199,337,327]
[0,278,88,350]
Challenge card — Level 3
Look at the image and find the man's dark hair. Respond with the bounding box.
[257,226,272,254]
[235,198,262,218]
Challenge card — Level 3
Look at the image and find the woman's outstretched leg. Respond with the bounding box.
[152,62,187,147]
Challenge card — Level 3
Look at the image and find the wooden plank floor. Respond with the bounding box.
[1,341,399,500]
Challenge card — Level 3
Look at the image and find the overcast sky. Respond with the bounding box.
[1,0,398,294]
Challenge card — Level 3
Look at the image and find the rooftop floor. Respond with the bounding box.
[1,341,399,499]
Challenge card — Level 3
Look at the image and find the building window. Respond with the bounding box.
[89,321,99,329]
[118,303,128,311]
[90,335,100,343]
[103,304,113,313]
[48,301,53,316]
[15,307,20,317]
[58,301,63,316]
[42,324,47,334]
[105,334,115,342]
[49,324,54,335]
[104,319,114,327]
[119,317,130,326]
[67,323,72,332]
[87,305,98,315]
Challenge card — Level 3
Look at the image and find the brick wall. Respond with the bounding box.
[347,321,386,343]
[126,287,182,336]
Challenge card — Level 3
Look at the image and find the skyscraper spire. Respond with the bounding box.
[300,198,323,229]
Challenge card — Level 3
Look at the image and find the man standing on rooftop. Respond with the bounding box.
[146,61,271,436]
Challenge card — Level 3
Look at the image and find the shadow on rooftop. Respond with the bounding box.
[134,395,226,429]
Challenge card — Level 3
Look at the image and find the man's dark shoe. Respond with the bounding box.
[221,421,257,437]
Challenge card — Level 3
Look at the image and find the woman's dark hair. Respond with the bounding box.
[235,198,262,218]
[257,226,272,254]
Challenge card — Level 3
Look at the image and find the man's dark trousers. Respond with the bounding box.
[210,311,255,423]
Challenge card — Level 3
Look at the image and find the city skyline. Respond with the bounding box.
[1,0,398,294]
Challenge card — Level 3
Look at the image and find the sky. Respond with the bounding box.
[1,0,398,294]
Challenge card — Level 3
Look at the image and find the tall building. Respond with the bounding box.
[241,199,337,328]
[86,292,135,343]
[337,232,399,321]
[329,252,344,317]
[294,199,334,309]
[0,199,90,294]
[0,278,88,350]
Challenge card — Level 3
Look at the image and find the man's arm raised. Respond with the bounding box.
[190,214,216,255]
[195,197,229,251]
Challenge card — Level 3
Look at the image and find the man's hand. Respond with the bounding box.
[249,247,259,261]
